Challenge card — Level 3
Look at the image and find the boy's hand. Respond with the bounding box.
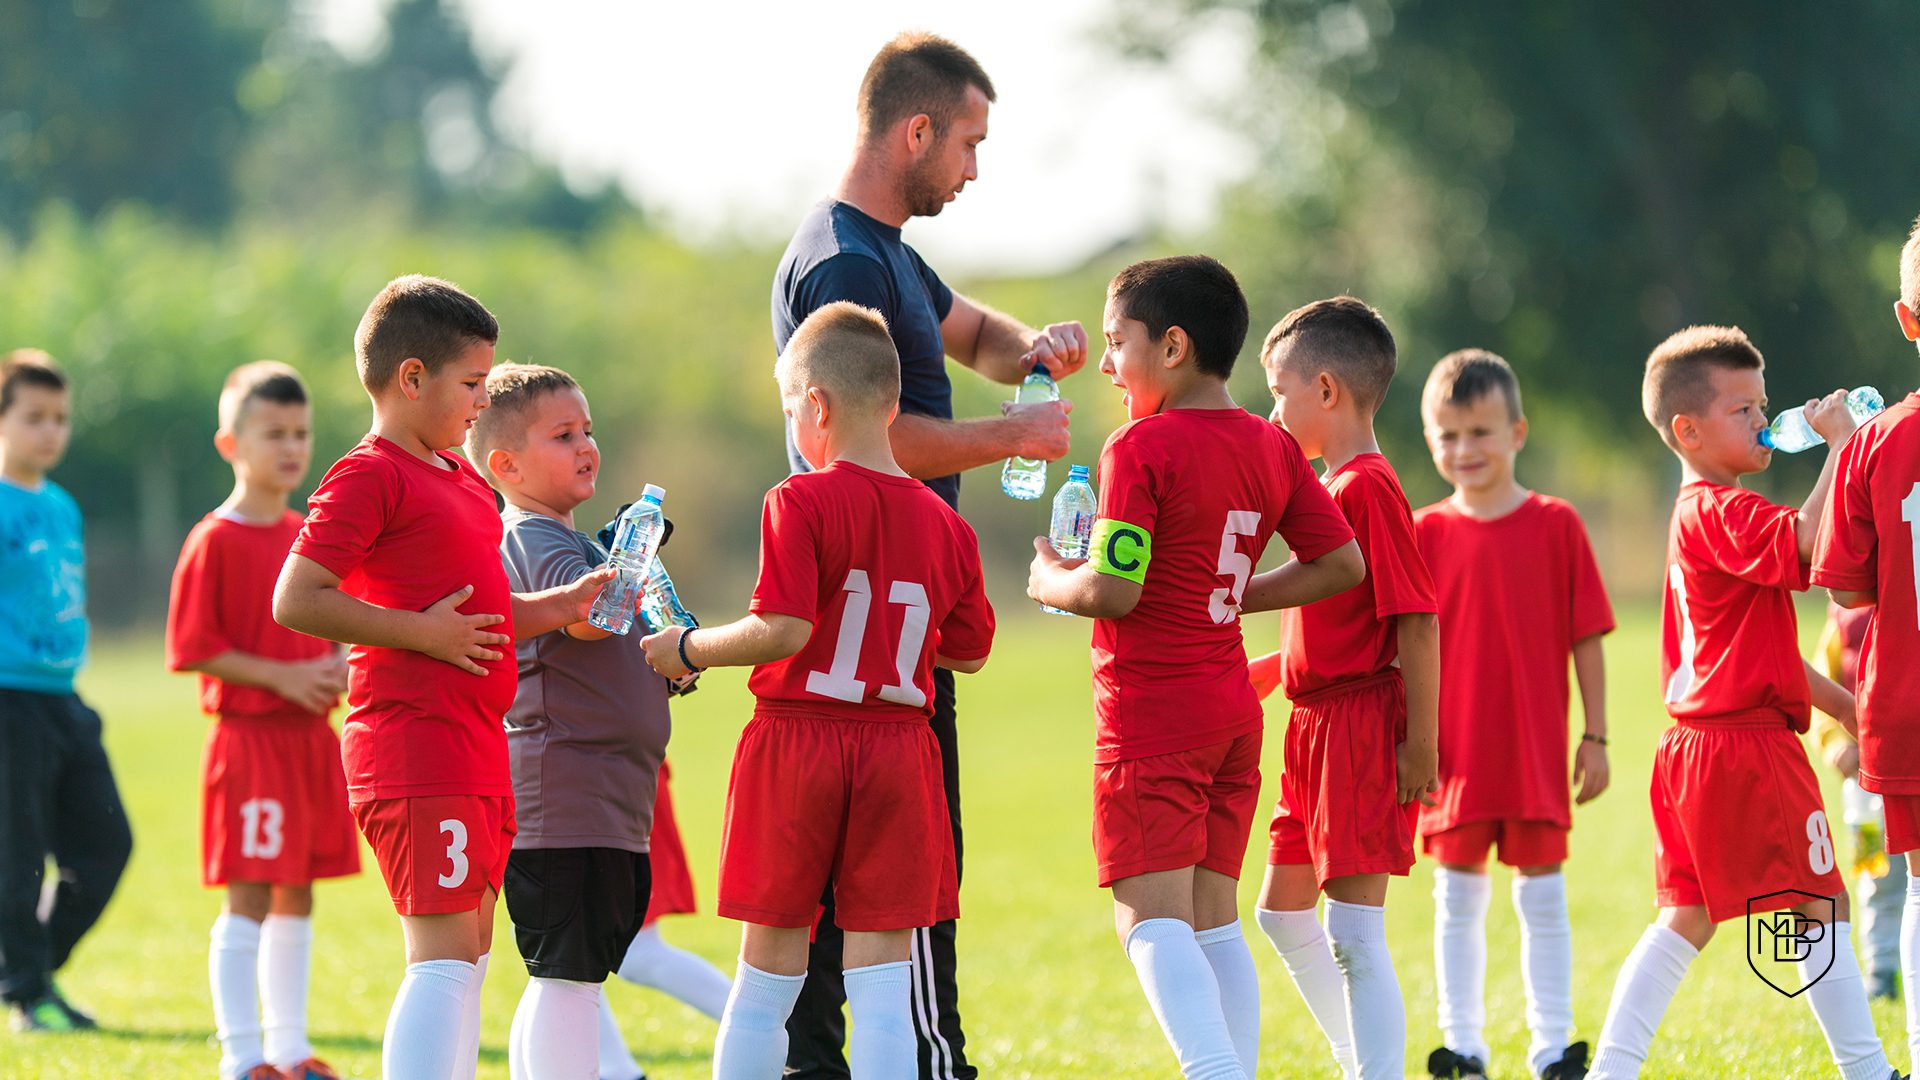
[1026,536,1077,603]
[419,585,510,676]
[1396,736,1438,807]
[640,624,691,678]
[1826,740,1861,779]
[1573,738,1611,804]
[1001,399,1073,461]
[279,654,348,714]
[1804,387,1860,447]
[561,566,619,624]
[1022,321,1089,379]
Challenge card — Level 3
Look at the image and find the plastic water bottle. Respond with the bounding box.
[639,555,697,634]
[1000,366,1058,499]
[587,484,666,635]
[1043,464,1097,616]
[1759,386,1884,452]
[1843,778,1889,879]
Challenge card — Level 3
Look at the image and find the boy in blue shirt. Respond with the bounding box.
[0,349,133,1032]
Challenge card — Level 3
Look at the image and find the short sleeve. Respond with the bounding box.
[1091,429,1160,584]
[1703,487,1809,590]
[935,522,995,661]
[749,483,821,622]
[501,516,601,595]
[1812,436,1877,592]
[1272,434,1353,562]
[1343,473,1437,619]
[794,254,896,324]
[165,524,229,670]
[290,452,395,581]
[1561,506,1616,640]
[911,248,955,322]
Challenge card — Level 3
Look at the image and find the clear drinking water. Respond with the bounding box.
[1759,386,1884,452]
[639,554,697,634]
[587,484,666,635]
[1043,464,1097,616]
[1000,365,1058,499]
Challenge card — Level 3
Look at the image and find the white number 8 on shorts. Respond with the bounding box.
[1806,810,1835,876]
[438,818,470,888]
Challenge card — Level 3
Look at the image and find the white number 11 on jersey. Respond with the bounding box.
[806,569,932,708]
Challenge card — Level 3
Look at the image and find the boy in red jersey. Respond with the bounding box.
[1251,295,1440,1080]
[1586,326,1894,1080]
[639,301,994,1080]
[167,362,358,1080]
[1411,350,1612,1080]
[1816,213,1920,1073]
[273,276,610,1080]
[1027,255,1362,1080]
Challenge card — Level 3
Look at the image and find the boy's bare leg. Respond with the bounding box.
[1111,867,1245,1079]
[1254,862,1355,1074]
[1512,862,1578,1075]
[262,884,317,1070]
[1433,861,1492,1068]
[386,894,491,1080]
[213,882,272,1076]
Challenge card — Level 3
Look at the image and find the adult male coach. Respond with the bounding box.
[771,31,1085,1080]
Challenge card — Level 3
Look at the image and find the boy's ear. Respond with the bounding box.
[1670,412,1700,450]
[1511,415,1530,451]
[1314,370,1340,409]
[213,428,239,463]
[1896,301,1920,343]
[487,446,518,484]
[885,400,900,428]
[1162,326,1189,368]
[806,385,830,428]
[396,357,427,401]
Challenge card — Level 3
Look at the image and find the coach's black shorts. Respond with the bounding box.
[503,846,651,981]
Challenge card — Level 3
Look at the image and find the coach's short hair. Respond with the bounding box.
[1261,296,1398,414]
[857,32,996,144]
[354,275,499,395]
[467,363,581,481]
[778,302,901,416]
[218,360,308,433]
[1,349,67,416]
[1901,213,1920,315]
[1107,255,1250,380]
[1422,348,1523,423]
[1641,325,1764,449]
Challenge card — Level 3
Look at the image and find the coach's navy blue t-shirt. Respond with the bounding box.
[773,199,958,507]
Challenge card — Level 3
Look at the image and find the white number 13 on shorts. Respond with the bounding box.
[438,818,470,888]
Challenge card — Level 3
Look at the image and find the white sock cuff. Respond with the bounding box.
[212,912,263,946]
[1254,906,1324,952]
[1908,870,1920,898]
[1642,923,1699,965]
[1805,924,1861,978]
[408,957,476,985]
[1125,917,1196,959]
[1324,898,1386,941]
[1192,921,1245,949]
[733,959,806,1010]
[843,960,912,994]
[1513,870,1567,904]
[1435,866,1493,904]
[261,913,313,941]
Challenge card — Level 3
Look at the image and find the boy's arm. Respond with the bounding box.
[936,653,988,674]
[1794,389,1861,559]
[1829,587,1876,609]
[1805,658,1858,738]
[1248,649,1284,702]
[179,650,347,716]
[1571,633,1610,805]
[1026,536,1141,620]
[1395,612,1440,806]
[510,568,618,640]
[1240,539,1365,614]
[273,554,509,677]
[639,614,812,678]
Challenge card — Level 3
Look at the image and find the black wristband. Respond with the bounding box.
[1581,732,1608,747]
[676,628,703,674]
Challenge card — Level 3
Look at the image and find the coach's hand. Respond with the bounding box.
[280,654,348,714]
[420,584,509,676]
[641,624,691,679]
[1573,737,1610,805]
[1396,736,1438,807]
[1002,398,1073,461]
[1022,321,1089,379]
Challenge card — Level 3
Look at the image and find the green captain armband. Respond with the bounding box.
[1089,518,1152,584]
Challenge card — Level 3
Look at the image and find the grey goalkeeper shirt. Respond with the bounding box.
[499,507,670,852]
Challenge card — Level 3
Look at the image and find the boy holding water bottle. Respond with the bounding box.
[273,276,609,1078]
[1815,215,1920,1072]
[639,301,995,1080]
[1027,256,1363,1080]
[1583,325,1893,1080]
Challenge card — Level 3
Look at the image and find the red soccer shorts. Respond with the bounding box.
[1093,729,1262,887]
[1882,792,1920,857]
[353,794,515,915]
[1651,719,1843,922]
[644,761,696,928]
[1422,819,1569,869]
[1269,672,1418,884]
[717,713,956,933]
[201,717,360,887]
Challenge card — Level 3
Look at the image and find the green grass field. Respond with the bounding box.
[4,606,1908,1078]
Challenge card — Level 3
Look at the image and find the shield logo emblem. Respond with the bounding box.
[1746,890,1835,997]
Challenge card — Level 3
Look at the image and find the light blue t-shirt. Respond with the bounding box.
[0,476,88,693]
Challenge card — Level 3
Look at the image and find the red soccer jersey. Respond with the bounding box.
[1090,410,1352,762]
[1278,453,1437,700]
[289,436,516,801]
[1813,394,1920,793]
[168,509,336,724]
[1414,494,1615,830]
[1661,480,1810,731]
[747,462,994,721]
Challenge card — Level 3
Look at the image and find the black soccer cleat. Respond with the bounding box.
[1540,1040,1591,1080]
[1428,1046,1487,1078]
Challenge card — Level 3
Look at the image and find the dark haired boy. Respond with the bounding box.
[274,276,610,1078]
[1412,350,1612,1080]
[1585,327,1893,1080]
[168,360,359,1080]
[1030,257,1362,1080]
[1251,296,1439,1079]
[0,349,131,1034]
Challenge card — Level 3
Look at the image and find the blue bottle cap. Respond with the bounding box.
[1067,464,1090,481]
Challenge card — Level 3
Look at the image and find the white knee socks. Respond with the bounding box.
[845,960,916,1078]
[211,913,265,1078]
[1905,866,1920,1072]
[712,959,805,1080]
[509,976,602,1080]
[1432,868,1491,1065]
[1589,925,1696,1080]
[384,958,475,1080]
[1514,872,1575,1074]
[597,992,645,1080]
[1194,921,1261,1078]
[617,924,733,1019]
[1125,917,1246,1080]
[259,914,314,1069]
[1255,905,1357,1075]
[1800,923,1894,1080]
[1324,898,1404,1080]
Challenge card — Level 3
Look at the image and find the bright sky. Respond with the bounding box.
[313,0,1257,274]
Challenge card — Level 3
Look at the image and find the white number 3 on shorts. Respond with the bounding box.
[1806,810,1835,876]
[438,818,470,888]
